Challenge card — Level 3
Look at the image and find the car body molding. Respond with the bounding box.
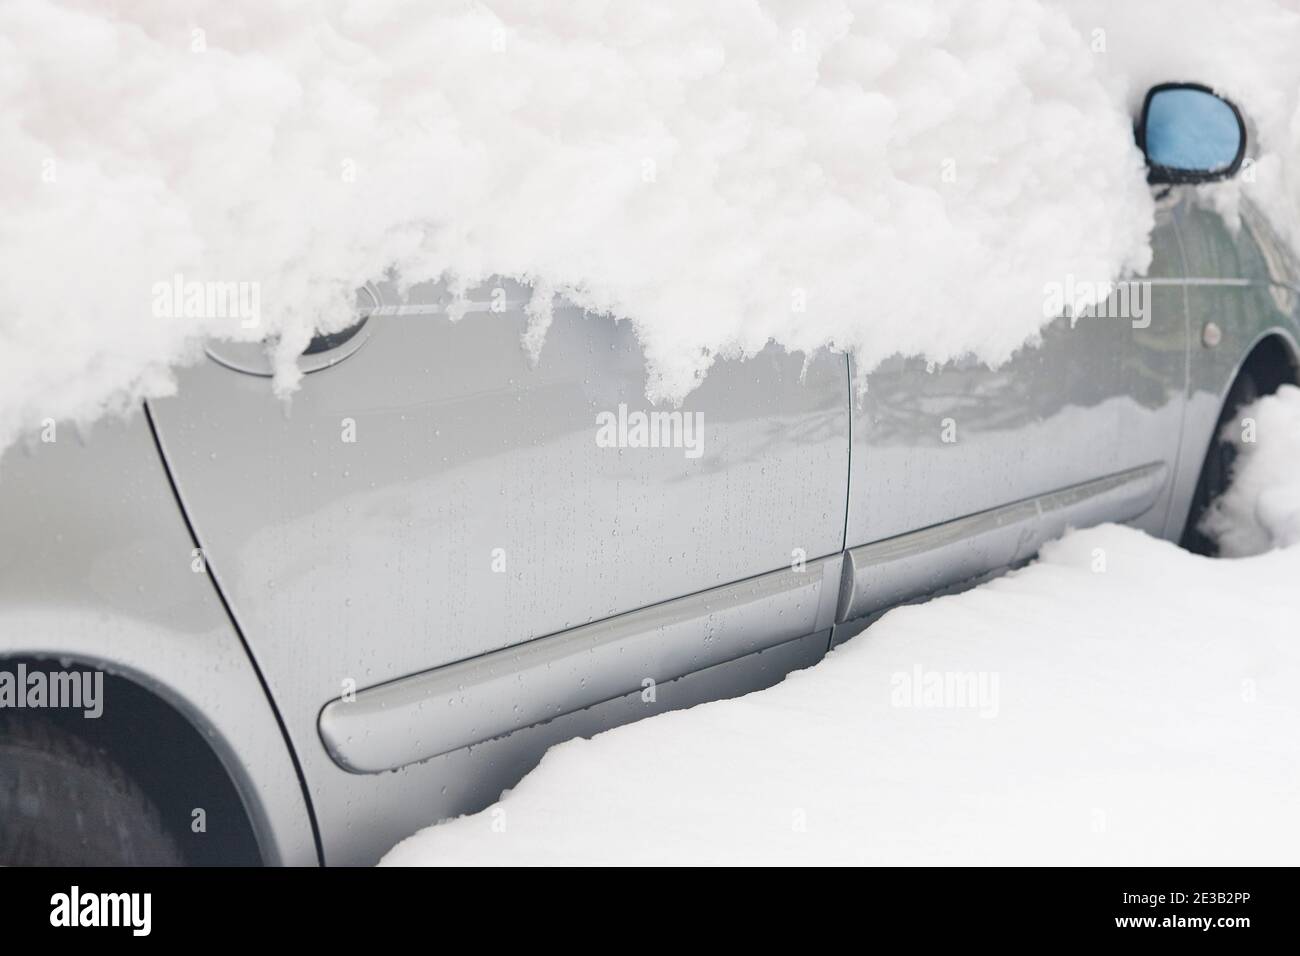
[319,554,843,773]
[837,461,1169,624]
[322,463,1166,775]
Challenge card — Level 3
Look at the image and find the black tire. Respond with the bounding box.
[0,714,183,866]
[1180,368,1262,556]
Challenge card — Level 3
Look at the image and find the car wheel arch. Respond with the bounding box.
[0,654,265,865]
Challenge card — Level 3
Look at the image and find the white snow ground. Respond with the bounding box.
[382,387,1300,866]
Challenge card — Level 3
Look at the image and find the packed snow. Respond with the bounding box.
[382,388,1300,866]
[6,0,1300,452]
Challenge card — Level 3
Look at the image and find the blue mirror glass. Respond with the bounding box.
[1142,86,1244,181]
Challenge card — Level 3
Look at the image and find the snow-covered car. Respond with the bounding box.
[1,82,1297,866]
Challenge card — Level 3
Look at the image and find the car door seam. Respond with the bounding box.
[142,400,326,867]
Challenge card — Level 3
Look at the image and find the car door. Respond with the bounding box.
[147,276,850,855]
[837,204,1188,627]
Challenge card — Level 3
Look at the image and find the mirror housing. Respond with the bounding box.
[1137,83,1246,185]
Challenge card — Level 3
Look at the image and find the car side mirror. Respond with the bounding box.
[1137,83,1246,184]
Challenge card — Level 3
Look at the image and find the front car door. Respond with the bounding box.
[837,204,1188,629]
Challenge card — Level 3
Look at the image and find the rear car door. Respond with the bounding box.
[147,278,850,859]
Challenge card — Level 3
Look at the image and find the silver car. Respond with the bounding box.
[2,82,1296,866]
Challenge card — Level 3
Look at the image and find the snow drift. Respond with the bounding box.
[1203,384,1300,555]
[3,0,1300,450]
[382,390,1300,866]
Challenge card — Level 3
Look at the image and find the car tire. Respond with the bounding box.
[1180,367,1262,556]
[0,714,183,865]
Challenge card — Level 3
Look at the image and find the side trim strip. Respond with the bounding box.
[836,462,1168,624]
[1145,277,1252,287]
[320,554,844,774]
